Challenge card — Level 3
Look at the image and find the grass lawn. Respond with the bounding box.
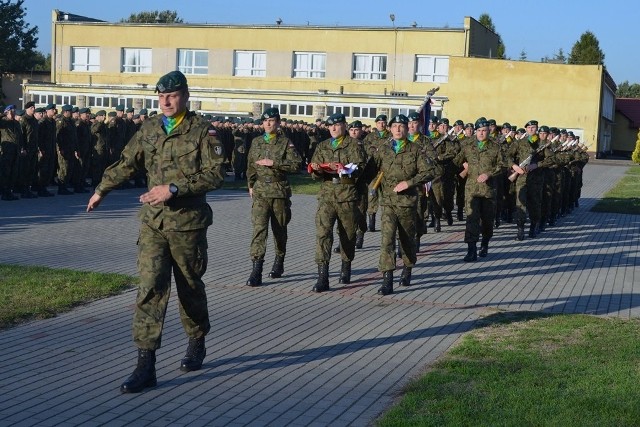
[0,264,136,329]
[591,166,640,214]
[377,311,640,426]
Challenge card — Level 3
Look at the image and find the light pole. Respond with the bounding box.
[390,14,397,91]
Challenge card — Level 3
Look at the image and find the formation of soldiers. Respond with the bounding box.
[0,103,157,200]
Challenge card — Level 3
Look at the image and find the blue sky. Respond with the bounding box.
[22,0,639,85]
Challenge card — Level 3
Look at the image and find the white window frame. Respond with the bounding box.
[178,49,209,75]
[234,50,266,77]
[353,54,387,80]
[293,52,326,78]
[351,106,377,119]
[415,55,449,83]
[122,48,152,73]
[71,47,100,72]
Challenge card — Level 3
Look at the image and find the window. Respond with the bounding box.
[352,106,377,119]
[234,51,266,77]
[293,52,326,78]
[326,105,350,117]
[71,47,100,72]
[415,55,449,83]
[353,54,387,80]
[122,48,152,73]
[178,49,208,75]
[54,95,76,106]
[390,108,416,117]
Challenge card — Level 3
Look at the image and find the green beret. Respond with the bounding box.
[526,120,538,127]
[79,107,90,114]
[107,111,117,117]
[133,114,140,119]
[61,104,73,112]
[34,107,45,113]
[126,107,135,113]
[502,122,511,129]
[15,109,25,116]
[115,105,125,112]
[254,119,262,125]
[261,107,280,120]
[139,108,148,115]
[464,122,474,129]
[487,119,496,126]
[155,70,188,93]
[560,129,568,135]
[549,127,559,134]
[510,125,517,132]
[96,110,106,116]
[407,112,421,122]
[348,120,363,129]
[326,113,346,125]
[517,128,526,134]
[45,103,56,110]
[388,114,408,126]
[440,118,450,125]
[453,119,464,127]
[375,114,388,122]
[24,101,35,109]
[477,116,487,122]
[538,125,550,133]
[429,116,439,124]
[475,120,490,130]
[71,106,79,113]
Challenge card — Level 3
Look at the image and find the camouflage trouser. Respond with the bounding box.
[133,223,210,350]
[0,142,18,192]
[429,178,444,218]
[464,196,496,243]
[57,150,75,186]
[37,150,56,188]
[514,170,543,225]
[91,150,108,187]
[379,204,417,271]
[315,199,358,263]
[366,185,380,214]
[456,174,467,213]
[416,190,428,238]
[250,196,291,260]
[551,169,564,218]
[541,168,555,221]
[356,188,368,234]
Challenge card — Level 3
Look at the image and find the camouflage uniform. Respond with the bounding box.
[90,118,109,186]
[310,135,366,264]
[247,132,301,261]
[374,138,435,272]
[18,113,39,194]
[363,130,389,218]
[56,114,78,190]
[452,136,504,245]
[95,111,226,350]
[37,113,57,192]
[76,118,92,189]
[0,117,22,198]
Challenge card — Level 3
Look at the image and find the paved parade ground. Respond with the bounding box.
[0,161,638,426]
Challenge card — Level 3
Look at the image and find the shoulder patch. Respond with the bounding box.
[208,126,217,137]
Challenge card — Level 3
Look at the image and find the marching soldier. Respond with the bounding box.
[363,114,389,232]
[55,104,78,195]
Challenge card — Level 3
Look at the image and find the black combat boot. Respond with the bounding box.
[434,218,441,232]
[539,219,546,232]
[506,209,513,223]
[58,185,73,195]
[246,259,264,287]
[377,271,394,295]
[446,211,454,226]
[355,231,364,249]
[268,255,284,279]
[548,215,556,227]
[463,242,477,262]
[312,262,330,292]
[399,266,412,286]
[428,212,435,228]
[478,239,489,258]
[457,207,464,221]
[120,349,157,393]
[180,336,206,372]
[338,261,351,284]
[516,223,525,241]
[528,223,537,238]
[368,213,376,232]
[494,216,501,228]
[333,244,341,253]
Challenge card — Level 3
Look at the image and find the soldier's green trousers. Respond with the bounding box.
[464,196,495,243]
[133,223,210,350]
[315,199,358,263]
[379,204,417,271]
[250,196,291,260]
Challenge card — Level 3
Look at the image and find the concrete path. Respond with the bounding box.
[0,161,638,426]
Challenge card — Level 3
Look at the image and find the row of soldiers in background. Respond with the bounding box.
[0,103,159,201]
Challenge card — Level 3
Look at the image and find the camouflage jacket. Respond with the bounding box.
[38,117,56,153]
[0,117,23,147]
[373,139,435,207]
[453,137,504,199]
[247,133,302,199]
[20,114,39,152]
[310,135,367,202]
[76,120,92,156]
[506,135,549,180]
[56,116,78,154]
[95,111,226,231]
[90,121,108,155]
[363,130,389,157]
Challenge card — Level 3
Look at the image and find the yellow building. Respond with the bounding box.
[22,10,617,155]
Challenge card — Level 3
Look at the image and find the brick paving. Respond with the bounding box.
[0,161,638,426]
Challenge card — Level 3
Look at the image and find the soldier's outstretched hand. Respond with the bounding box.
[87,193,103,212]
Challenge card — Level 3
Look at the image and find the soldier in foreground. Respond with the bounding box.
[86,70,226,393]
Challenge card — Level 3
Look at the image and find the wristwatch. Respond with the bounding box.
[169,183,179,197]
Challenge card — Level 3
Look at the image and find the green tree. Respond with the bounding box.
[519,49,527,61]
[631,129,640,164]
[0,0,39,73]
[121,10,183,23]
[478,13,506,59]
[553,48,567,63]
[568,31,605,65]
[32,52,50,72]
[616,81,640,98]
